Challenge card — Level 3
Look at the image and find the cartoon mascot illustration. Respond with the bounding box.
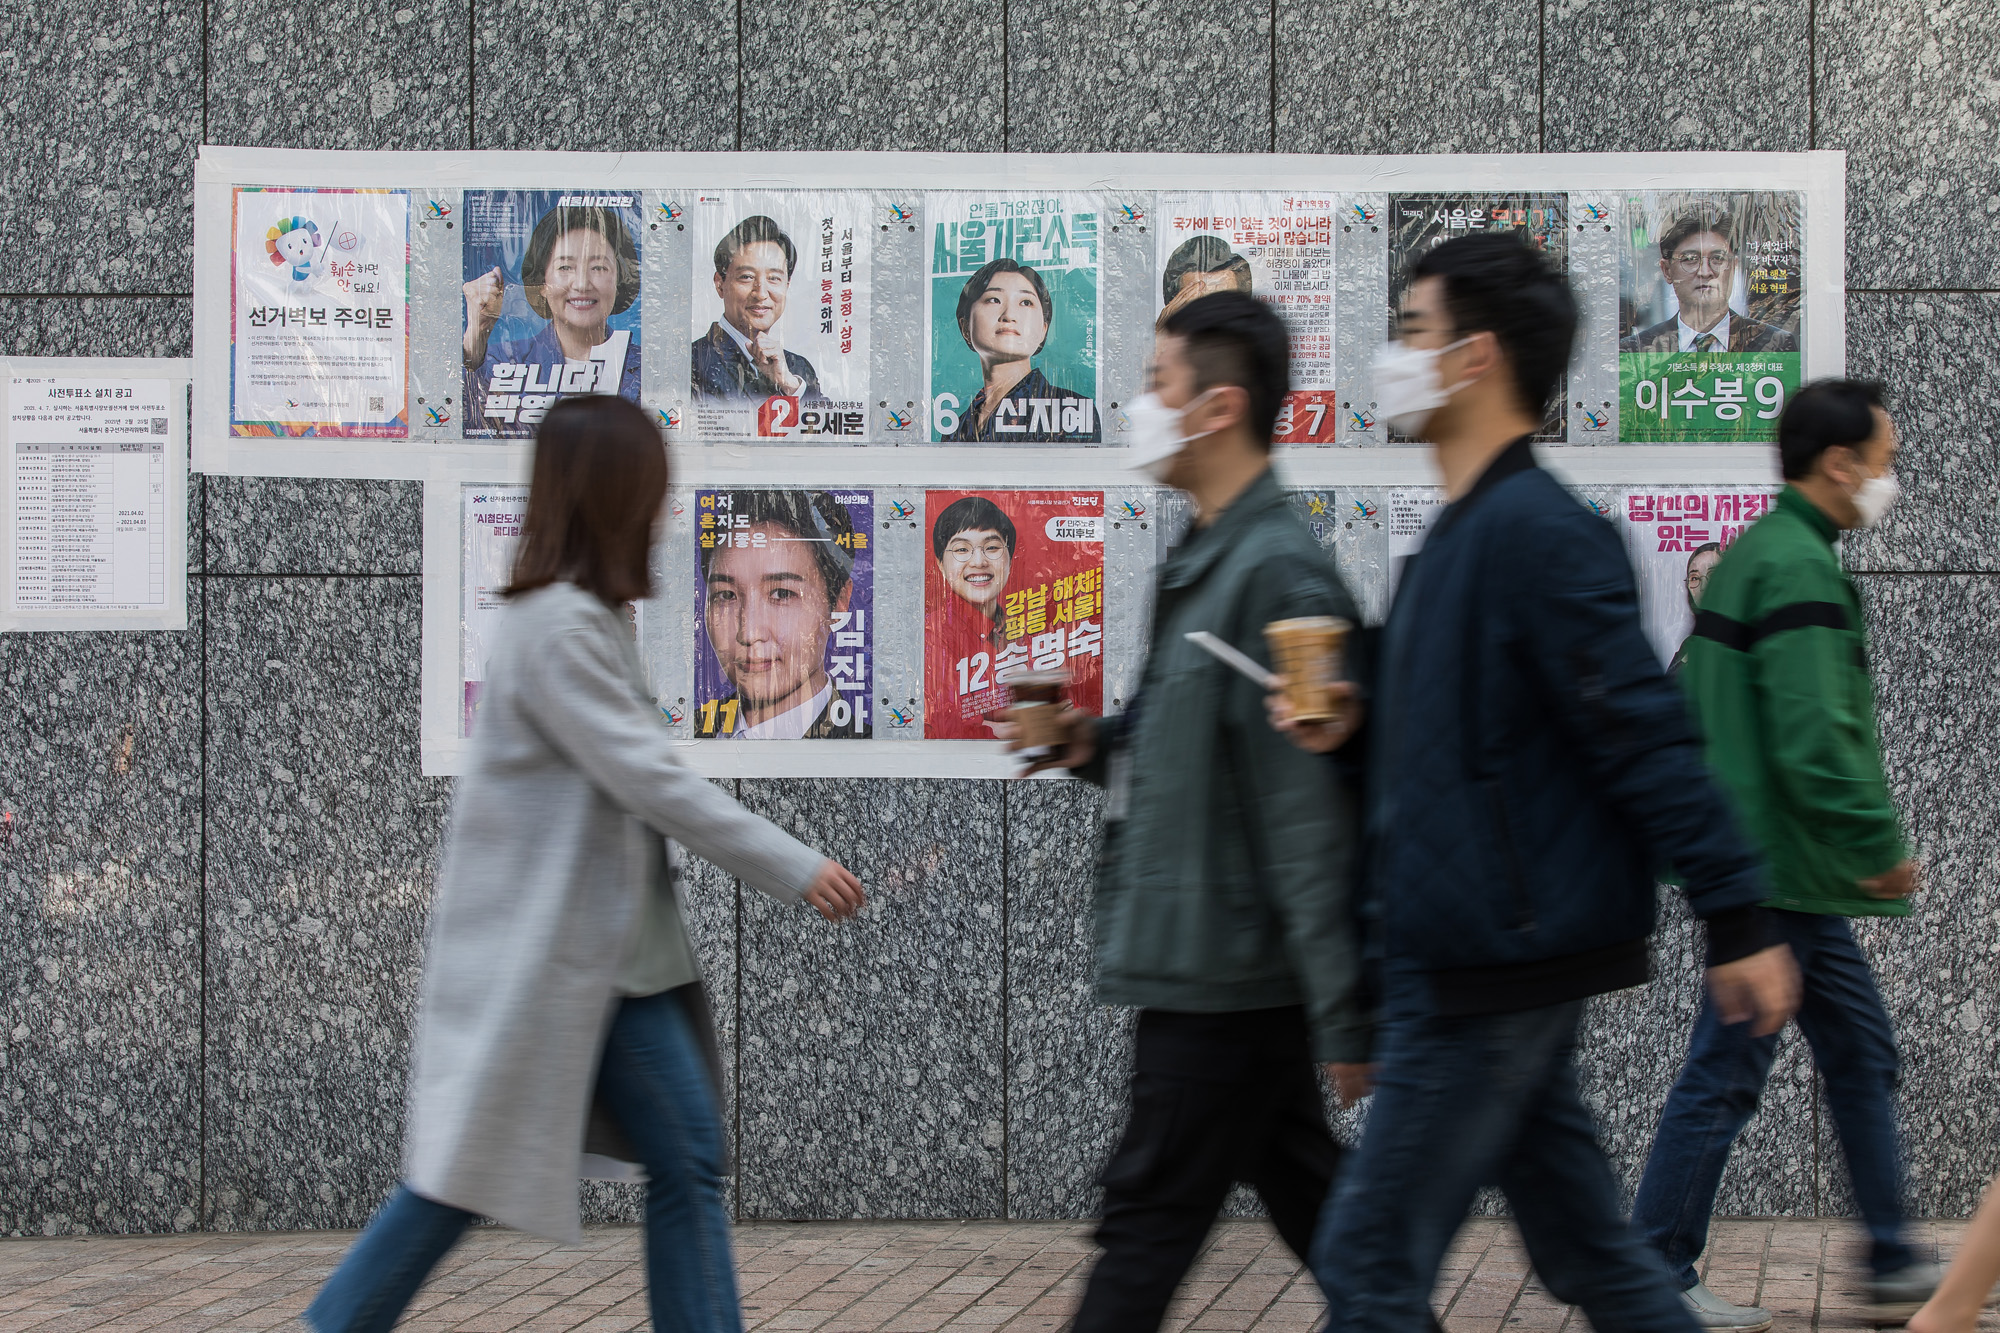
[265,217,323,282]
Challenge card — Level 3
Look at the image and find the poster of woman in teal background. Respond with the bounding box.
[926,194,1101,444]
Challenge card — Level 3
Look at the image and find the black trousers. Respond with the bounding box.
[1072,1005,1340,1333]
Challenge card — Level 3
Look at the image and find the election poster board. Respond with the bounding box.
[687,194,873,441]
[1615,486,1779,668]
[459,483,528,735]
[1618,192,1803,442]
[1158,193,1338,442]
[923,489,1106,737]
[229,187,408,437]
[1388,193,1569,442]
[926,194,1102,444]
[201,151,1831,776]
[691,488,875,738]
[460,190,645,438]
[197,149,1843,479]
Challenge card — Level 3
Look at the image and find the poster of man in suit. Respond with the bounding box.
[688,194,872,441]
[1618,192,1803,441]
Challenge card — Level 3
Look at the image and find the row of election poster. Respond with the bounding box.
[450,480,1776,750]
[230,186,1807,448]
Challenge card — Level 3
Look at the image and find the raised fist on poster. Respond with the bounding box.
[463,265,506,368]
[746,328,804,398]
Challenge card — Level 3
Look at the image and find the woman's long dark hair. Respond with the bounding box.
[505,395,666,606]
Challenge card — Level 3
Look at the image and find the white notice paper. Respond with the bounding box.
[8,377,176,622]
[460,483,530,737]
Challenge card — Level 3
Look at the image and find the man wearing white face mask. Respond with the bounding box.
[1633,379,1935,1328]
[1274,234,1799,1333]
[1011,292,1370,1333]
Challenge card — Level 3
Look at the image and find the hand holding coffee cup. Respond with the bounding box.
[1264,617,1350,722]
[1005,670,1072,756]
[995,670,1097,776]
[1263,617,1362,753]
[1266,679,1363,753]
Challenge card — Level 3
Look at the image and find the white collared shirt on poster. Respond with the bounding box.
[1676,311,1733,352]
[720,317,757,360]
[734,679,833,739]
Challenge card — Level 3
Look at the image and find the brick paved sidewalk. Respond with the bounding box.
[0,1218,1984,1333]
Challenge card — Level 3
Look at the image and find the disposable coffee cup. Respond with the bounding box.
[1006,669,1072,756]
[1263,617,1351,723]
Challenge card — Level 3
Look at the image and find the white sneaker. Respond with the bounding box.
[1680,1281,1774,1332]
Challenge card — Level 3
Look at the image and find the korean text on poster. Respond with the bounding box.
[1619,192,1802,442]
[924,490,1105,736]
[927,194,1101,444]
[230,188,408,437]
[460,483,529,735]
[461,190,644,438]
[1376,486,1445,615]
[1617,487,1776,668]
[687,194,873,441]
[1159,192,1338,442]
[693,489,874,738]
[10,378,174,611]
[1287,489,1346,551]
[1389,193,1568,442]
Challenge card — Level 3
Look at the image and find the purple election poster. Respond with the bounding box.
[692,488,874,738]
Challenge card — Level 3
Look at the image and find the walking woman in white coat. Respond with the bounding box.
[304,395,866,1333]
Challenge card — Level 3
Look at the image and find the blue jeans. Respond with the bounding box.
[305,987,740,1333]
[1634,911,1909,1285]
[1313,976,1694,1333]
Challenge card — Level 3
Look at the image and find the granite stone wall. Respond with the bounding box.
[2,0,1997,1237]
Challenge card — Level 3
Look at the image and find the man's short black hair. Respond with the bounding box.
[1658,208,1736,262]
[1778,379,1885,481]
[1162,235,1253,304]
[714,216,798,279]
[699,489,855,603]
[931,496,1017,560]
[1158,290,1289,448]
[1407,233,1577,421]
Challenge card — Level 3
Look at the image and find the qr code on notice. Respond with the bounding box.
[368,396,384,412]
[149,417,168,434]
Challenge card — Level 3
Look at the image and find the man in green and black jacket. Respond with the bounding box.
[1014,293,1367,1333]
[1634,380,1936,1329]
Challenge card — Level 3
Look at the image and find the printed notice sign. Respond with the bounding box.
[230,187,410,437]
[460,483,530,736]
[8,377,175,619]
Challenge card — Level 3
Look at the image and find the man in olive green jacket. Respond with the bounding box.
[1018,293,1364,1333]
[1634,380,1935,1330]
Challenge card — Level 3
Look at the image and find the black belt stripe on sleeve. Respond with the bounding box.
[1693,601,1852,652]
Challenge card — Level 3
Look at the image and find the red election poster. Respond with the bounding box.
[923,489,1106,739]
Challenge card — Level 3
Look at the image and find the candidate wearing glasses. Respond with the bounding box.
[1620,210,1798,355]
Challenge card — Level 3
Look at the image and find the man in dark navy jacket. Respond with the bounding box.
[1274,233,1800,1333]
